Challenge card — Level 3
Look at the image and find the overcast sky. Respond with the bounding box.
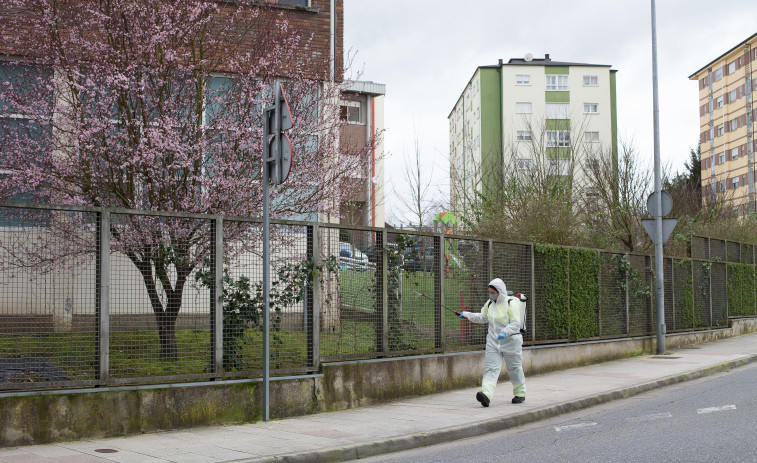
[343,0,757,225]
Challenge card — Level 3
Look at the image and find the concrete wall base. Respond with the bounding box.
[1,319,755,447]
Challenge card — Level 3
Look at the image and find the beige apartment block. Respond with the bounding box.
[690,32,757,216]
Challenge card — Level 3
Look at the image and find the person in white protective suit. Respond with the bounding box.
[459,278,526,407]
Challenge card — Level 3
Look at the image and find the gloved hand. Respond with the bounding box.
[459,312,466,319]
[497,331,507,340]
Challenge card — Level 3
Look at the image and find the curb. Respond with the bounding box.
[236,354,757,463]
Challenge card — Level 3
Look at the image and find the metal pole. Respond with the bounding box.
[651,0,666,354]
[262,105,272,422]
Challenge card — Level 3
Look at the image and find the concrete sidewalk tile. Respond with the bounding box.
[54,456,112,463]
[164,454,224,463]
[0,454,52,463]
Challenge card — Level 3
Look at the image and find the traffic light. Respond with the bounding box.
[264,83,294,185]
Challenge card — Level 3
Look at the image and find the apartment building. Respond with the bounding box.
[339,81,386,228]
[690,32,757,216]
[448,55,617,215]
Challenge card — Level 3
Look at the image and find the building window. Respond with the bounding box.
[516,74,531,85]
[728,61,737,74]
[716,96,723,108]
[731,147,739,160]
[717,125,724,137]
[713,67,723,81]
[515,102,532,114]
[516,130,532,141]
[584,158,599,170]
[728,89,738,103]
[584,131,600,142]
[340,102,363,124]
[547,159,571,176]
[718,180,725,192]
[733,178,740,189]
[545,103,569,119]
[546,130,570,147]
[516,159,533,170]
[583,75,598,86]
[731,119,739,131]
[718,152,725,164]
[583,103,599,114]
[546,75,568,91]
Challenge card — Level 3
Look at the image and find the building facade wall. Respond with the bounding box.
[692,34,757,215]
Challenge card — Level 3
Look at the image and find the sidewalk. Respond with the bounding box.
[3,332,757,463]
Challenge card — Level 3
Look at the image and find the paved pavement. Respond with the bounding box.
[2,332,757,463]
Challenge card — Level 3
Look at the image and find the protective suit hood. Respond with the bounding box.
[488,278,507,302]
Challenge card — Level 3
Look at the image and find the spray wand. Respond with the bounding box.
[411,289,488,331]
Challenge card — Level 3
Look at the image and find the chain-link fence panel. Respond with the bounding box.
[492,242,532,340]
[318,226,380,361]
[0,207,97,389]
[627,254,652,335]
[599,252,627,337]
[444,238,487,350]
[693,261,711,328]
[672,259,694,331]
[711,262,727,327]
[108,213,211,382]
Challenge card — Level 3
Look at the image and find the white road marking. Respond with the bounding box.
[626,412,673,423]
[554,422,598,432]
[697,405,736,414]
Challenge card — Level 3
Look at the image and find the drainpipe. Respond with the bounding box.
[330,0,335,82]
[371,96,376,227]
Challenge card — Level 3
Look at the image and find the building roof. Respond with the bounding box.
[448,55,614,118]
[343,80,386,96]
[688,31,757,79]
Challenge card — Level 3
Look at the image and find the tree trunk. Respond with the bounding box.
[156,311,179,362]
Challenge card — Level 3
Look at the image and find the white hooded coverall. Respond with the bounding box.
[461,278,526,401]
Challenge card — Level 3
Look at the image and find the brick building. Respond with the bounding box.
[690,32,757,215]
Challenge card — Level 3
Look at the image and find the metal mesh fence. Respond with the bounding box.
[627,254,652,335]
[727,241,740,263]
[599,252,627,337]
[0,207,97,390]
[711,262,727,326]
[711,239,726,261]
[108,213,212,382]
[317,226,380,361]
[693,260,711,328]
[492,242,532,340]
[691,236,709,260]
[2,203,757,391]
[444,238,487,350]
[672,259,694,331]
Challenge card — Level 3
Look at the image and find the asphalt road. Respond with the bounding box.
[353,362,757,463]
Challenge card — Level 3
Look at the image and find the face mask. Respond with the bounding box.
[488,293,498,302]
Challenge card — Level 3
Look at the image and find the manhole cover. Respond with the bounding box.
[651,356,681,359]
[94,449,119,454]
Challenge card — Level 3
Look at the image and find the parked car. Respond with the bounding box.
[339,241,373,271]
[365,243,403,265]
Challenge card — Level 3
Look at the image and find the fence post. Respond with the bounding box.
[670,258,676,332]
[434,233,444,350]
[210,218,223,377]
[376,229,387,354]
[486,240,493,284]
[625,254,630,336]
[530,243,536,343]
[308,224,321,369]
[96,210,110,384]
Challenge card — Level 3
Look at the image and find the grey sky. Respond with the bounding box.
[343,0,757,225]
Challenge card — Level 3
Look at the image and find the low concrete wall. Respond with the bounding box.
[2,319,755,447]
